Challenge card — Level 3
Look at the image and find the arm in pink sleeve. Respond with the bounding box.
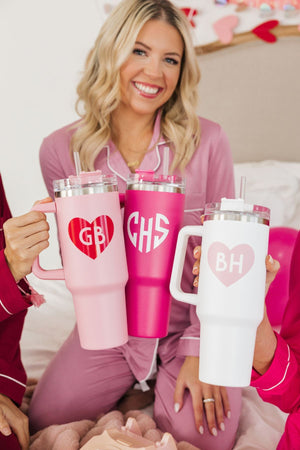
[39,125,76,199]
[206,125,235,203]
[251,232,300,414]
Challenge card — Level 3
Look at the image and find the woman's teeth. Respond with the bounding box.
[134,82,159,94]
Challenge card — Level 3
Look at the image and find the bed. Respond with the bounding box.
[19,32,300,450]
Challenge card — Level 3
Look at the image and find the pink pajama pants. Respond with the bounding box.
[29,326,241,449]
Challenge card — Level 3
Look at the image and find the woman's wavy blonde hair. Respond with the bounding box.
[71,0,201,172]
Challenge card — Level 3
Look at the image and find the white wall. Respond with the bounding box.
[0,0,106,216]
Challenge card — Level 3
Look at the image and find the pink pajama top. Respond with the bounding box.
[39,112,235,386]
[251,231,300,449]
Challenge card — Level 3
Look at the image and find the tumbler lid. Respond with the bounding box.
[53,171,118,197]
[127,170,185,193]
[204,198,270,225]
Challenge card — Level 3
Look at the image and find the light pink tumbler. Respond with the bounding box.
[124,171,185,338]
[32,171,128,350]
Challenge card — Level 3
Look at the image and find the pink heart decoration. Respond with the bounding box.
[68,216,114,260]
[207,242,255,287]
[213,15,239,44]
[252,20,279,43]
[104,3,113,14]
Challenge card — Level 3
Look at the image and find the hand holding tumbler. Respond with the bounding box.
[32,171,128,350]
[170,198,270,386]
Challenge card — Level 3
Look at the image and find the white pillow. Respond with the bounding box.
[21,274,76,379]
[234,160,300,228]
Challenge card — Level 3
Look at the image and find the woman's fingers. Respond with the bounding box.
[265,254,280,295]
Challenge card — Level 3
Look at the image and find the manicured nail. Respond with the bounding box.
[227,410,231,419]
[192,266,198,274]
[193,279,198,287]
[2,427,11,436]
[269,255,274,264]
[220,422,225,431]
[193,248,199,257]
[174,403,180,413]
[199,425,204,434]
[212,427,218,436]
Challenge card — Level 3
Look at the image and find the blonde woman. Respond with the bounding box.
[29,0,241,448]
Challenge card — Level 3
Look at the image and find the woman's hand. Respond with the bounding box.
[174,356,230,436]
[4,198,51,282]
[0,394,29,449]
[253,255,280,375]
[192,245,201,287]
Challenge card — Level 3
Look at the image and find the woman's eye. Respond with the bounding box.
[165,57,179,65]
[133,48,146,56]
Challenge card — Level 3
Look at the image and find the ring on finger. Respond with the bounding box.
[203,398,215,404]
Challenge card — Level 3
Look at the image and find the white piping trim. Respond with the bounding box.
[106,146,128,182]
[261,345,291,392]
[139,338,159,383]
[180,336,200,341]
[106,142,165,181]
[0,300,13,315]
[153,145,161,172]
[0,373,26,388]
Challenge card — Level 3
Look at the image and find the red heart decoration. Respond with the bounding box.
[180,8,198,27]
[68,216,114,259]
[252,20,279,43]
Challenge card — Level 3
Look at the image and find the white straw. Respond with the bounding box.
[74,152,82,176]
[239,176,246,200]
[163,146,169,177]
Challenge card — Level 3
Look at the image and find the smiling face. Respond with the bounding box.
[118,19,184,119]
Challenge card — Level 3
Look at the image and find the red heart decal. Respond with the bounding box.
[252,20,279,43]
[68,216,114,259]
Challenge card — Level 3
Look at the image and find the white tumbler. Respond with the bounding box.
[170,198,270,387]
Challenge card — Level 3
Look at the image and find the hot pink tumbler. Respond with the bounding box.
[124,171,185,338]
[32,171,128,350]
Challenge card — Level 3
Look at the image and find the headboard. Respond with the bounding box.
[195,36,300,163]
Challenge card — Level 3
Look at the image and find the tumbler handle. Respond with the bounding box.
[31,202,65,280]
[170,225,203,306]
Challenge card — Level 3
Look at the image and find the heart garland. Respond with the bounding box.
[213,15,239,44]
[180,8,198,27]
[252,19,279,42]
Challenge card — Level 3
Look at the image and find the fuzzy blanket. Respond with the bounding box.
[21,380,199,450]
[28,410,199,450]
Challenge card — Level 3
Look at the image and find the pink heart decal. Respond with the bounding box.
[207,242,255,287]
[68,216,114,259]
[252,20,279,43]
[213,15,239,44]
